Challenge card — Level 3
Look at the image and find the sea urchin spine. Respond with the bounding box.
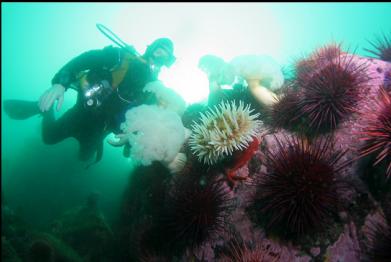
[265,83,304,133]
[365,32,391,62]
[359,86,391,179]
[249,135,348,240]
[218,235,281,262]
[365,212,391,262]
[159,173,234,253]
[294,45,370,134]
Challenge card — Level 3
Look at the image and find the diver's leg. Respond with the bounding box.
[76,118,106,162]
[78,133,98,161]
[42,105,105,162]
[41,107,80,145]
[78,137,102,162]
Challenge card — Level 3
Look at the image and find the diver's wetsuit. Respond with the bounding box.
[43,46,156,163]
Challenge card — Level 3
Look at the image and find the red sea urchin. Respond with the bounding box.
[365,32,391,62]
[158,172,234,254]
[359,86,391,179]
[294,45,370,135]
[248,135,348,240]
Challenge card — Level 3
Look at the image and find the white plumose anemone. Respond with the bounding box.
[189,100,262,165]
[120,104,189,174]
[230,55,284,91]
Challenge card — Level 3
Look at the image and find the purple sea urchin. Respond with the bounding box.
[365,213,391,262]
[159,172,233,252]
[365,32,391,62]
[189,100,262,165]
[295,50,369,134]
[385,70,391,90]
[218,236,281,262]
[295,43,343,82]
[265,84,304,132]
[249,135,348,240]
[359,87,391,179]
[310,43,343,62]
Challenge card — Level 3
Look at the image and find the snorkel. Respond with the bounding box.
[96,23,176,68]
[95,24,176,101]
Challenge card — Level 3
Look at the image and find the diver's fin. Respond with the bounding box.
[3,100,41,120]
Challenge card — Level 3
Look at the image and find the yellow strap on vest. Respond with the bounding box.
[111,53,148,89]
[75,52,149,91]
[75,71,90,91]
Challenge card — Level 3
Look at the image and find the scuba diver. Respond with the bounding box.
[4,27,176,166]
[198,54,237,106]
[198,54,282,109]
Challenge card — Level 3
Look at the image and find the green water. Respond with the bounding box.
[1,0,390,235]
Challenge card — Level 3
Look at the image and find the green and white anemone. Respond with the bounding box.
[189,100,262,165]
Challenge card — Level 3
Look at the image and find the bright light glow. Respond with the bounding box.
[159,58,209,104]
[111,3,282,104]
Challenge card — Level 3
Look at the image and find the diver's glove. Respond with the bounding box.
[107,133,131,157]
[38,84,65,112]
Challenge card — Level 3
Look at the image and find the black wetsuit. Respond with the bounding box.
[43,46,156,163]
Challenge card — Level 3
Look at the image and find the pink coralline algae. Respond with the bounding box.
[325,222,361,262]
[155,54,391,261]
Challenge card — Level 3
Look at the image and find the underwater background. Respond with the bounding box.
[2,2,391,262]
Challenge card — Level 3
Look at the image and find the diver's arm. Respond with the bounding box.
[38,84,66,112]
[39,46,120,112]
[246,79,279,106]
[51,46,120,90]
